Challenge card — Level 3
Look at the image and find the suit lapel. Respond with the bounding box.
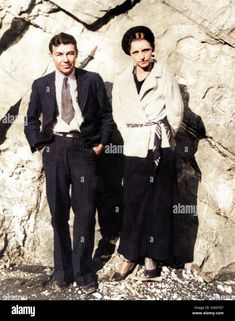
[44,72,57,118]
[75,68,89,113]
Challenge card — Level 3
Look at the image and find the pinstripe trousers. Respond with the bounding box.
[43,135,97,286]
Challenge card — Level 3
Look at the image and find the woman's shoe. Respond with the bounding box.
[144,257,161,278]
[112,259,136,281]
[144,267,161,278]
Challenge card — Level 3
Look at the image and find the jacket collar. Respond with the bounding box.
[123,60,162,101]
[48,68,88,113]
[139,61,162,100]
[43,68,87,115]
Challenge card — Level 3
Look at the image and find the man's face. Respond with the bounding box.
[130,39,153,70]
[51,43,77,76]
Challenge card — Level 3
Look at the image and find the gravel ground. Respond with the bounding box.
[0,255,234,301]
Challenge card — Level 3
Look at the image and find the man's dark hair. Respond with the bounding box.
[49,32,78,53]
[121,26,155,55]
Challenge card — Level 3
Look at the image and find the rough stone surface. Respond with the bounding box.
[51,0,124,25]
[0,0,234,282]
[0,255,234,301]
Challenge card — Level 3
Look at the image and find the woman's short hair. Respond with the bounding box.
[49,32,78,53]
[121,26,155,55]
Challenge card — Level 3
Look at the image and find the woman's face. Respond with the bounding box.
[130,39,153,70]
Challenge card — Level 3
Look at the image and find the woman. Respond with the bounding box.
[112,26,183,280]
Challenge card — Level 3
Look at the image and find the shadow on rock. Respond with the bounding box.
[173,84,206,265]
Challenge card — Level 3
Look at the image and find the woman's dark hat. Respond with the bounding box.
[121,26,155,55]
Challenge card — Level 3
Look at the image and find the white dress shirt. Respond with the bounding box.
[54,69,84,133]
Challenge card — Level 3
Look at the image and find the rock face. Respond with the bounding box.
[0,0,234,279]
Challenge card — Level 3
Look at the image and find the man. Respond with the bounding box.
[24,33,113,294]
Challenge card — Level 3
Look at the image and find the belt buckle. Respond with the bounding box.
[55,132,64,137]
[54,132,63,137]
[54,131,79,138]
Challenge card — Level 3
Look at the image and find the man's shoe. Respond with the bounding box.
[78,281,98,295]
[93,239,116,263]
[51,280,70,291]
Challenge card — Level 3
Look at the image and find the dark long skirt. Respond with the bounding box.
[118,148,175,262]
